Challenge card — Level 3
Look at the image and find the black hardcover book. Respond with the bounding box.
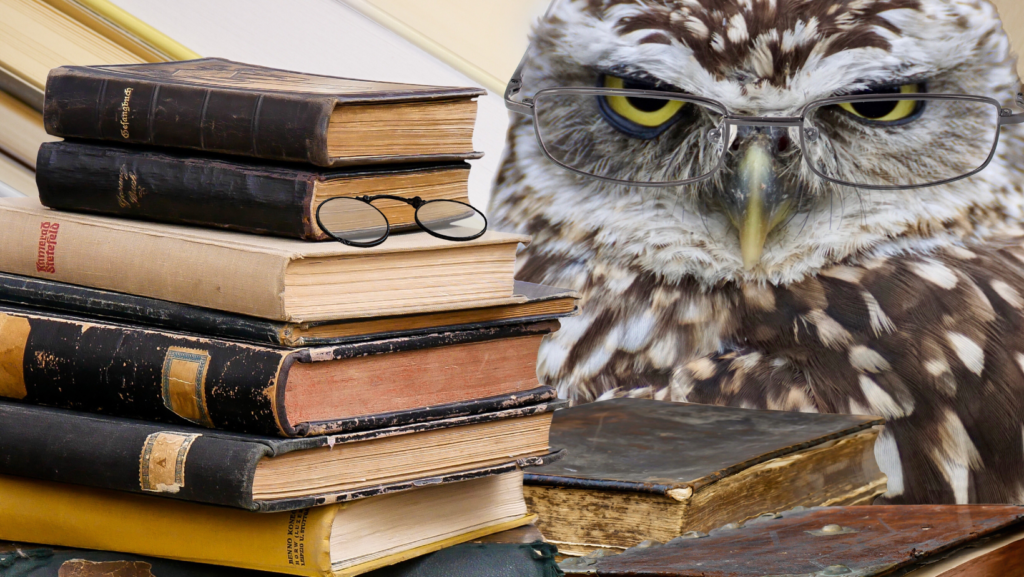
[0,400,563,511]
[0,273,578,347]
[43,59,484,167]
[0,302,558,437]
[36,141,471,240]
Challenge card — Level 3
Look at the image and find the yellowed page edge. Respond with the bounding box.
[70,0,201,60]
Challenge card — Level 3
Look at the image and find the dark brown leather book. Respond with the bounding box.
[0,399,562,511]
[0,302,559,437]
[523,398,886,555]
[37,140,471,240]
[561,505,1024,576]
[43,58,485,167]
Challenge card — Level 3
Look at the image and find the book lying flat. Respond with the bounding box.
[523,398,886,554]
[37,141,472,240]
[0,302,557,436]
[0,273,577,347]
[1,532,561,577]
[0,149,35,198]
[0,471,534,576]
[0,89,57,169]
[563,505,1024,576]
[44,58,485,167]
[0,198,526,322]
[0,400,561,511]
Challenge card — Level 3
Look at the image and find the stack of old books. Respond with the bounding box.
[0,58,578,576]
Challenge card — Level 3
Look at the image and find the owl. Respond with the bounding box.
[490,0,1024,505]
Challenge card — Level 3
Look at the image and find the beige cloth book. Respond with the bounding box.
[0,198,527,322]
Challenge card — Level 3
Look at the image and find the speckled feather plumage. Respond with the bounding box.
[492,0,1024,504]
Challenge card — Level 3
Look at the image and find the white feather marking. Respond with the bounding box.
[991,280,1024,309]
[859,375,906,419]
[848,398,873,415]
[1014,353,1024,377]
[932,409,984,504]
[686,357,717,380]
[945,246,978,260]
[862,291,896,336]
[620,311,656,353]
[947,332,985,376]
[820,266,865,284]
[726,13,749,43]
[910,260,958,289]
[849,345,891,373]
[925,357,950,377]
[805,310,853,349]
[874,427,904,497]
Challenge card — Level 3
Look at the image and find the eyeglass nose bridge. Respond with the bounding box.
[709,116,807,148]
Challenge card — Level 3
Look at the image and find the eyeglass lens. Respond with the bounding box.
[533,90,727,185]
[415,200,487,240]
[802,96,1001,187]
[318,197,390,245]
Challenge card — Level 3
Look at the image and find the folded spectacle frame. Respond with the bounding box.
[316,195,488,248]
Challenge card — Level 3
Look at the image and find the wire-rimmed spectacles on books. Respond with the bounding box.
[316,195,488,248]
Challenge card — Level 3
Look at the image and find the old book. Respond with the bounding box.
[0,399,560,511]
[523,398,886,555]
[0,198,525,322]
[561,505,1024,577]
[0,89,57,168]
[0,471,534,576]
[37,141,472,240]
[0,273,577,347]
[1,529,561,577]
[0,303,557,436]
[44,58,485,167]
[0,150,36,197]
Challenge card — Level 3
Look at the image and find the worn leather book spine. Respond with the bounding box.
[43,66,336,165]
[36,141,319,239]
[0,473,337,575]
[0,403,271,510]
[0,304,292,435]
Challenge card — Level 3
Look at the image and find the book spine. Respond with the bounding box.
[0,201,292,320]
[37,141,320,240]
[0,272,291,346]
[0,474,334,575]
[0,402,272,510]
[43,67,335,165]
[0,306,293,436]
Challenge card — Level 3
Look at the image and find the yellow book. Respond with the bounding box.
[0,471,533,576]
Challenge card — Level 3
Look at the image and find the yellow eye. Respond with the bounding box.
[603,75,685,127]
[838,84,923,123]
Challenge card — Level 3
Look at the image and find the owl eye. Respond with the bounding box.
[598,75,688,138]
[837,84,926,124]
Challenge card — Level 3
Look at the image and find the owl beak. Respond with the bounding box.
[721,128,794,269]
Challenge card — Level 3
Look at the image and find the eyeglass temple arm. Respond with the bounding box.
[999,93,1024,125]
[505,51,534,116]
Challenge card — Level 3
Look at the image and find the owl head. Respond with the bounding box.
[492,0,1024,287]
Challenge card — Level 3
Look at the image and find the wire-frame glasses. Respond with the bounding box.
[316,195,487,247]
[505,68,1024,190]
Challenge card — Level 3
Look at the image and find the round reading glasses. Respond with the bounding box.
[505,70,1024,190]
[316,195,487,248]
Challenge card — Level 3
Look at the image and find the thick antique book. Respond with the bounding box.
[0,471,534,576]
[0,303,557,436]
[0,400,561,511]
[36,141,472,240]
[0,198,525,322]
[559,505,1024,576]
[44,58,485,167]
[523,399,886,555]
[1,530,561,577]
[0,273,577,347]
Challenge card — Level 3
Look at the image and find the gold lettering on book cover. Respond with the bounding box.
[35,222,59,274]
[286,509,310,566]
[161,347,213,428]
[139,431,202,494]
[0,313,29,399]
[119,88,133,139]
[117,165,147,208]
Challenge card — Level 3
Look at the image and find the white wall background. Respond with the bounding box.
[107,0,522,210]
